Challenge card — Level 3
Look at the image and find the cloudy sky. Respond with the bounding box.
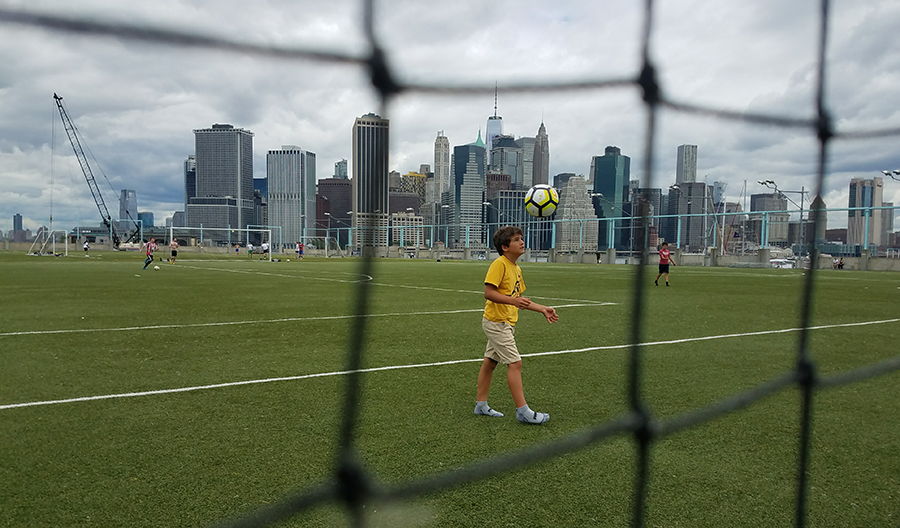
[1,0,899,235]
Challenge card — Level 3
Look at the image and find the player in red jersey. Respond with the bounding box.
[655,241,675,287]
[141,237,159,270]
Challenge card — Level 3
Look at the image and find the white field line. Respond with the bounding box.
[0,303,612,338]
[2,317,897,411]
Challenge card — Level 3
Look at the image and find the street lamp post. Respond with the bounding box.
[483,201,511,249]
[324,212,332,258]
[299,214,306,250]
[482,202,493,248]
[327,214,351,252]
[758,180,809,256]
[402,208,415,250]
[440,204,450,249]
[345,211,354,250]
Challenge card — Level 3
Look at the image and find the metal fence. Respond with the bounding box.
[308,204,900,257]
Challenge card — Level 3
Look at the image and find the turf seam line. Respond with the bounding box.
[178,263,605,304]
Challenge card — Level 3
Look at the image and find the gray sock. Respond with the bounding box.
[474,401,504,417]
[516,404,549,424]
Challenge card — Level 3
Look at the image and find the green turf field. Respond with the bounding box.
[0,251,897,527]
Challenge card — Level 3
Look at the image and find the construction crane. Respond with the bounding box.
[53,93,138,248]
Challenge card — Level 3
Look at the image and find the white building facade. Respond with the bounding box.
[267,145,316,248]
[555,175,598,251]
[676,144,698,184]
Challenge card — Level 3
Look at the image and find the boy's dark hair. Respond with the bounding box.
[493,226,523,255]
[661,242,668,248]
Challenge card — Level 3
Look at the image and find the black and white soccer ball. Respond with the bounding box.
[524,184,559,218]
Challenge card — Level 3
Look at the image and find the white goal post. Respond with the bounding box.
[27,230,69,256]
[165,227,274,262]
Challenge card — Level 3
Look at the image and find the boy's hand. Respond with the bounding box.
[543,306,559,324]
[513,296,532,309]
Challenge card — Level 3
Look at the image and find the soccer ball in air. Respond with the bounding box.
[524,184,559,218]
[153,265,160,271]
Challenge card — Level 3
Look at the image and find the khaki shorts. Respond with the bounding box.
[482,317,520,364]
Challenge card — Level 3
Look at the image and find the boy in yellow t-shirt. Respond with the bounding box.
[476,226,558,424]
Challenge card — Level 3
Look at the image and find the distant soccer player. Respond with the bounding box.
[83,240,90,257]
[475,226,558,425]
[247,242,254,258]
[655,241,675,287]
[168,238,179,264]
[141,237,158,270]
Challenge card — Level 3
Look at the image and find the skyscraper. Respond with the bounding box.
[485,172,511,201]
[882,202,894,248]
[554,176,598,252]
[253,177,267,201]
[183,155,196,211]
[452,136,486,248]
[848,177,884,246]
[712,180,727,205]
[317,178,352,248]
[334,158,348,179]
[137,211,154,228]
[806,195,827,245]
[433,131,450,202]
[116,189,138,234]
[670,182,712,251]
[635,187,663,227]
[517,136,536,190]
[750,192,789,247]
[486,85,503,165]
[532,122,550,186]
[676,144,698,184]
[490,135,523,189]
[13,213,22,233]
[267,145,316,248]
[188,124,254,241]
[591,146,631,249]
[351,113,390,251]
[399,171,426,206]
[119,189,137,224]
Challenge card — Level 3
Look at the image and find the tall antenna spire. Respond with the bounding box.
[493,82,498,118]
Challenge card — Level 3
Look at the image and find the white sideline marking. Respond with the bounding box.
[2,317,897,411]
[0,303,612,338]
[525,318,900,357]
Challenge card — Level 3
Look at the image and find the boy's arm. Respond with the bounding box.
[524,301,559,324]
[484,284,531,309]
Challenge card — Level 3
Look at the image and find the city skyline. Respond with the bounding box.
[1,1,900,234]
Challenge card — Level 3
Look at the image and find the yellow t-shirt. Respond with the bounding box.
[483,255,525,325]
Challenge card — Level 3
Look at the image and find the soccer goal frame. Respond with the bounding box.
[27,230,68,256]
[167,226,274,262]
